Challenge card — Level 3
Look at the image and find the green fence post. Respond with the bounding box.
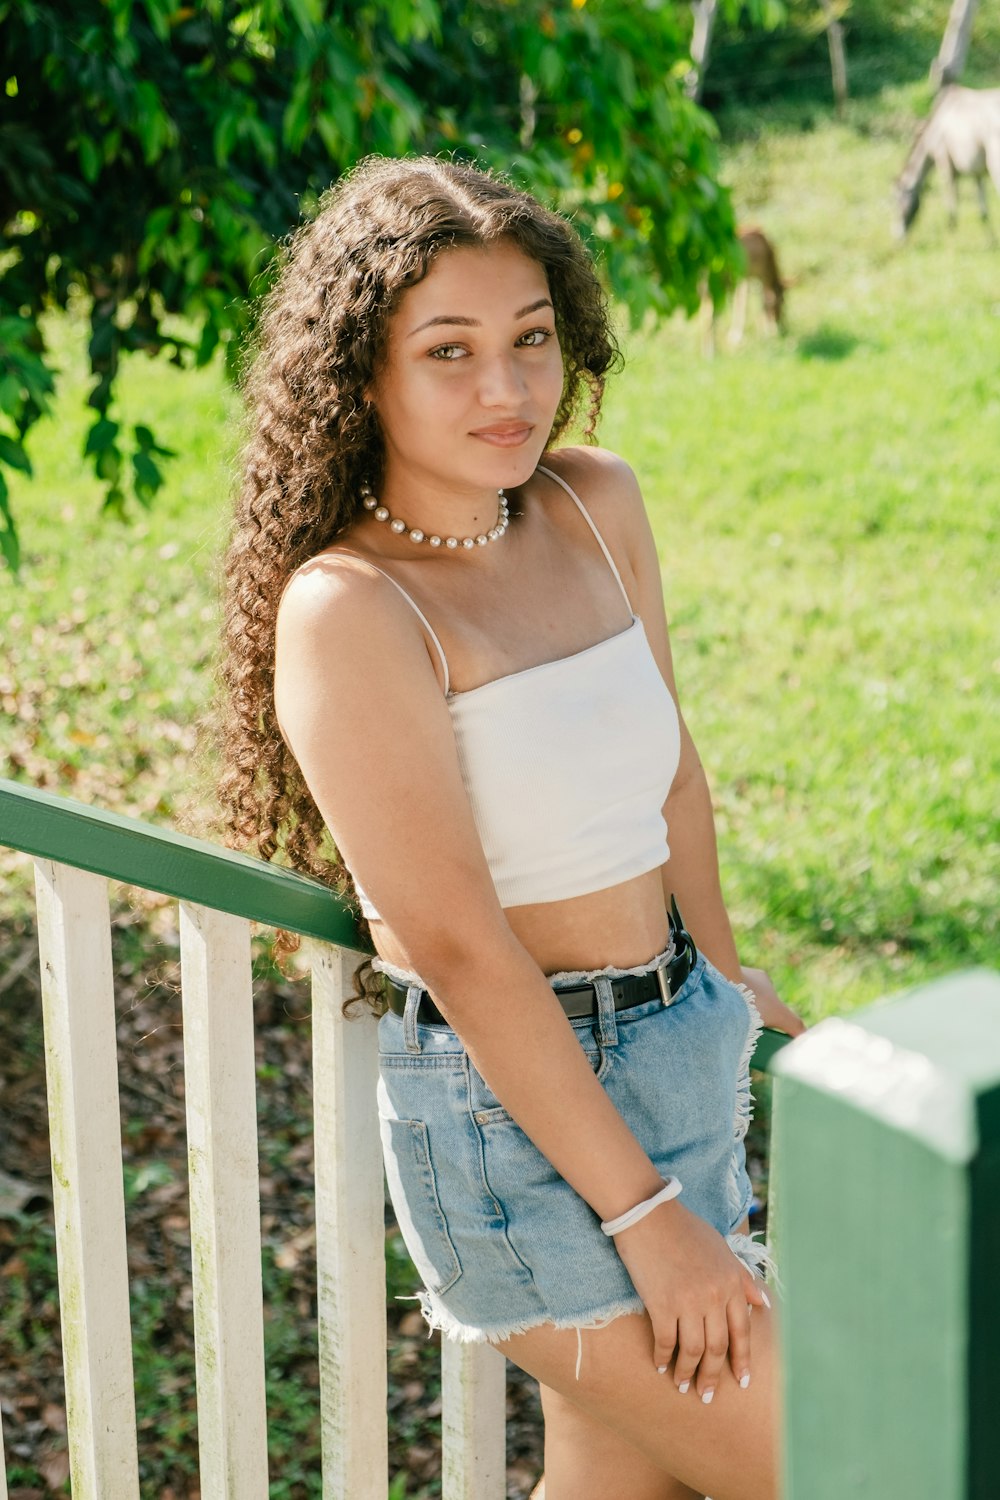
[772,969,1000,1500]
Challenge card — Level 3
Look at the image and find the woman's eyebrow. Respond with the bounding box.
[407,298,554,337]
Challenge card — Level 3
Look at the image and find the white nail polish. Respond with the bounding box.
[678,1380,690,1394]
[761,1290,772,1310]
[740,1372,751,1389]
[702,1389,715,1405]
[657,1365,667,1374]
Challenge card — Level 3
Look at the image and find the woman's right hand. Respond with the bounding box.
[612,1197,769,1402]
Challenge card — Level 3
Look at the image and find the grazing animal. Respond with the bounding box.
[895,85,1000,240]
[701,225,788,356]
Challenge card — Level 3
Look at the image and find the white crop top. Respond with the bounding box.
[345,466,681,920]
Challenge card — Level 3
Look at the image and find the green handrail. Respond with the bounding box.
[0,776,789,1066]
[0,777,364,948]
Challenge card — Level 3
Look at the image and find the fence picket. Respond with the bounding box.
[308,943,388,1498]
[442,1341,507,1499]
[32,859,140,1500]
[179,902,269,1498]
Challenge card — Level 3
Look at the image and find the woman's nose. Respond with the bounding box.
[478,353,527,406]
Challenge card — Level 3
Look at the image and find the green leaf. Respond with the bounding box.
[134,80,173,164]
[286,0,323,39]
[132,448,162,504]
[101,485,126,518]
[96,445,122,482]
[134,423,176,459]
[0,374,21,414]
[83,416,120,457]
[140,0,172,44]
[538,44,564,95]
[195,319,220,366]
[242,115,277,171]
[282,74,314,153]
[0,476,20,574]
[78,134,101,183]
[0,433,31,474]
[213,110,242,167]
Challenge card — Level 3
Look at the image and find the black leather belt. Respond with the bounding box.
[384,899,697,1027]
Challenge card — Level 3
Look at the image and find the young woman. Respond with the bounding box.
[221,155,804,1500]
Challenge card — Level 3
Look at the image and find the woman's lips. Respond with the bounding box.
[471,424,533,447]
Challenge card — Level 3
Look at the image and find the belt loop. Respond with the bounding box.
[403,984,424,1054]
[593,975,618,1047]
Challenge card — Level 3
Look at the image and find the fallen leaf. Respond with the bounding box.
[39,1449,70,1489]
[41,1403,65,1433]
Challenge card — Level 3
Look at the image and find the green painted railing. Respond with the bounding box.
[0,776,791,1068]
[0,776,362,947]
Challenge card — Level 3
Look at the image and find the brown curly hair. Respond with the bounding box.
[219,154,620,962]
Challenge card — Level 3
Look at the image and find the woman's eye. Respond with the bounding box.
[518,328,554,347]
[429,343,466,360]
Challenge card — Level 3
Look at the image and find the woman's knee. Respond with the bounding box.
[539,1382,703,1500]
[497,1309,779,1500]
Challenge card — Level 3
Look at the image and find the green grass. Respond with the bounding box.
[599,102,1000,1014]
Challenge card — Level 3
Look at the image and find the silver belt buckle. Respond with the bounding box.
[656,938,678,1007]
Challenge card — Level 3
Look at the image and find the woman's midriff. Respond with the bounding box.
[370,866,672,978]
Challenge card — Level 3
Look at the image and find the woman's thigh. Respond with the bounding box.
[496,1303,778,1500]
[538,1381,704,1500]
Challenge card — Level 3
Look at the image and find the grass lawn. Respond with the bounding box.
[4,86,997,1015]
[601,94,1000,1016]
[2,69,999,1498]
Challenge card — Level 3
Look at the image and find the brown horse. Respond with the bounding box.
[701,226,788,356]
[895,85,1000,240]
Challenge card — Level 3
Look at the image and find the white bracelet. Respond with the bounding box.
[599,1177,683,1237]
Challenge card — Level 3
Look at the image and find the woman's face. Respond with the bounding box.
[370,240,564,498]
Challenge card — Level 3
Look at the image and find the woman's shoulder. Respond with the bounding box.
[537,445,648,550]
[281,541,401,615]
[277,543,428,668]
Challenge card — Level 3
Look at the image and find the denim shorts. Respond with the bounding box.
[376,949,770,1345]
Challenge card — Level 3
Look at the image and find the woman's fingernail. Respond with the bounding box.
[761,1290,772,1309]
[702,1389,715,1405]
[657,1365,667,1374]
[678,1380,690,1394]
[740,1372,751,1389]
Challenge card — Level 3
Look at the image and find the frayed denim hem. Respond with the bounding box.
[414,1238,778,1384]
[728,1229,779,1288]
[415,1286,646,1347]
[414,1287,647,1380]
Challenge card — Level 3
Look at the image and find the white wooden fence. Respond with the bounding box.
[0,780,509,1499]
[0,778,792,1499]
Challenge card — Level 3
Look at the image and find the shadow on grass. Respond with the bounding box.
[794,326,870,361]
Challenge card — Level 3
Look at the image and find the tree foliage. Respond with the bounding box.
[1,0,756,566]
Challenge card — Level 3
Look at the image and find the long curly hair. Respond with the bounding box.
[219,154,620,966]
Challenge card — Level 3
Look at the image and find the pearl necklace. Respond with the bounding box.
[361,484,509,550]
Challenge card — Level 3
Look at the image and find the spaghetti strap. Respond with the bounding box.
[328,549,450,696]
[536,464,634,614]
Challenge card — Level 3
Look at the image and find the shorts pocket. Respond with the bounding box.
[380,1116,462,1296]
[467,1034,608,1127]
